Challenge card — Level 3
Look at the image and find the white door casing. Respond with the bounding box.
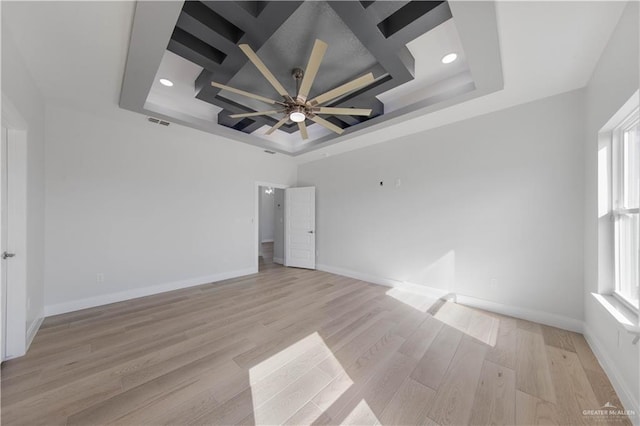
[1,96,29,359]
[0,127,6,361]
[285,187,316,269]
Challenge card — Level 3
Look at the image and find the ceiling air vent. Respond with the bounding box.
[147,117,170,126]
[264,150,276,155]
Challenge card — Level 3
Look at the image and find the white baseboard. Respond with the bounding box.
[26,312,44,350]
[316,264,450,299]
[456,294,583,333]
[317,264,400,288]
[583,324,640,424]
[44,267,257,317]
[273,257,284,265]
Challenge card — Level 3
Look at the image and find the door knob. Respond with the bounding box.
[2,251,15,259]
[308,230,314,234]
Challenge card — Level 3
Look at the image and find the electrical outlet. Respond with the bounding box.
[96,273,105,283]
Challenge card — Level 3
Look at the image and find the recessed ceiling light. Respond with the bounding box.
[159,78,174,87]
[441,53,458,64]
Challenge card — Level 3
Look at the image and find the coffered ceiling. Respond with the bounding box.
[121,1,502,155]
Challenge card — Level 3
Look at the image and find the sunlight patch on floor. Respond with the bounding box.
[433,301,499,346]
[341,399,380,425]
[385,287,438,312]
[248,332,353,425]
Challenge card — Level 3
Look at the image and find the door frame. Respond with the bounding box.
[254,181,289,272]
[1,94,29,360]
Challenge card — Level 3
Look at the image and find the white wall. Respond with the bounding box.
[44,103,296,315]
[259,188,275,243]
[298,89,586,323]
[584,1,639,416]
[1,26,46,353]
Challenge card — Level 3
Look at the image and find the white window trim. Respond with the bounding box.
[611,107,639,313]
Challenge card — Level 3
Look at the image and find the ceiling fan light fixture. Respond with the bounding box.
[441,53,458,64]
[289,109,306,123]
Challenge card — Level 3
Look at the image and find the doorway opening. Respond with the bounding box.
[255,182,287,272]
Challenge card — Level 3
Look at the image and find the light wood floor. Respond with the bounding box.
[1,264,630,425]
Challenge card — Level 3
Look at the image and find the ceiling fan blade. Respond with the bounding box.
[298,121,309,140]
[239,44,289,98]
[211,82,282,106]
[229,110,282,118]
[308,73,375,106]
[297,39,328,102]
[315,107,372,116]
[265,116,289,135]
[309,115,344,135]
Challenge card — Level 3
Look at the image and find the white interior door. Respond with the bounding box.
[285,187,316,269]
[1,127,8,361]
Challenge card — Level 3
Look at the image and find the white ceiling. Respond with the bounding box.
[1,1,628,159]
[376,18,469,112]
[148,51,222,122]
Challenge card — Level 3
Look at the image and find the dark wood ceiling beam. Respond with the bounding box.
[379,2,452,43]
[167,28,226,71]
[363,1,410,24]
[175,14,237,57]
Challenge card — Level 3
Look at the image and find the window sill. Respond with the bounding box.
[592,293,640,339]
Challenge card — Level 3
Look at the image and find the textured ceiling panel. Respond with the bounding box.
[224,2,378,112]
[166,0,452,137]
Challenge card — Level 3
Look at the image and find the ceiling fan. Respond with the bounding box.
[210,39,376,140]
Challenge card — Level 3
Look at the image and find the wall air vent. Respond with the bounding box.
[148,117,170,126]
[264,150,276,154]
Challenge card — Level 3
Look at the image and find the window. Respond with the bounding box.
[613,107,639,311]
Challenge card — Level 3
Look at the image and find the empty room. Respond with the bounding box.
[1,0,639,425]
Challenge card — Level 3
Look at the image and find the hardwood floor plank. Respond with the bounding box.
[313,332,405,421]
[66,354,244,425]
[190,386,255,425]
[283,401,331,426]
[516,328,556,403]
[399,314,443,360]
[379,377,437,426]
[515,390,560,425]
[433,301,473,332]
[469,360,516,425]
[570,333,601,372]
[428,336,488,426]
[340,399,380,426]
[541,325,577,352]
[546,346,604,425]
[485,316,517,369]
[583,367,627,414]
[246,367,333,426]
[466,309,499,346]
[360,352,417,416]
[410,324,463,389]
[517,318,543,334]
